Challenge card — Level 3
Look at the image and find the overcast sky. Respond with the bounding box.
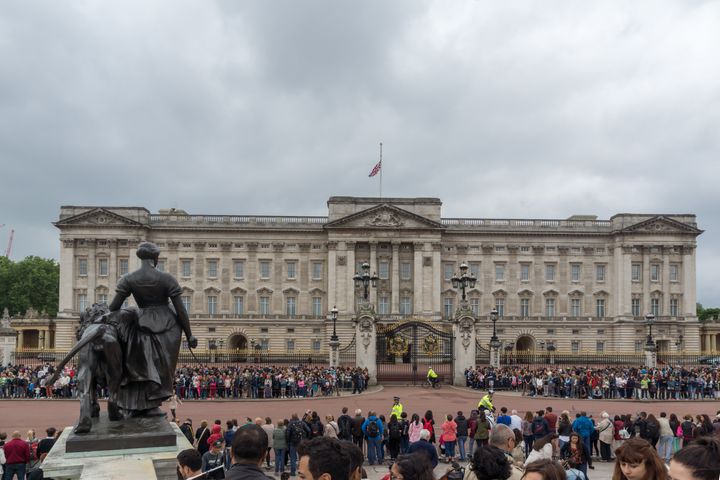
[1,1,719,304]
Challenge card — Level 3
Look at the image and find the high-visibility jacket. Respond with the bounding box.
[427,368,438,379]
[391,403,403,419]
[478,394,493,411]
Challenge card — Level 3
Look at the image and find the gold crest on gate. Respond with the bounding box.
[422,335,439,355]
[388,335,409,356]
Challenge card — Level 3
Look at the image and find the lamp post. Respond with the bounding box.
[329,306,340,367]
[675,334,684,351]
[644,313,657,368]
[547,342,556,365]
[489,308,501,369]
[353,262,379,303]
[451,262,477,303]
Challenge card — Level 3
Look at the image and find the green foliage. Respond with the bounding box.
[0,256,59,317]
[697,303,720,322]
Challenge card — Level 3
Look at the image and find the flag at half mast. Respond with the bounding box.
[368,160,382,177]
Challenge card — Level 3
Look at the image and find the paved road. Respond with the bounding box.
[2,386,718,436]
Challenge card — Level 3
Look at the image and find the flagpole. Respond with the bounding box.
[379,142,383,198]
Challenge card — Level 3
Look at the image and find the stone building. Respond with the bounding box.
[51,196,709,358]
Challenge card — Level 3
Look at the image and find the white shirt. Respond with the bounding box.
[510,415,523,432]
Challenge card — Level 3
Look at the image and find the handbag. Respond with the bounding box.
[193,427,208,449]
[618,428,630,439]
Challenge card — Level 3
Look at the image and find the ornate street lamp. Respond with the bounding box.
[645,313,656,347]
[489,308,501,369]
[451,262,477,302]
[330,306,339,342]
[353,262,379,301]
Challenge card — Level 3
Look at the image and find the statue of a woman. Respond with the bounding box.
[109,242,198,415]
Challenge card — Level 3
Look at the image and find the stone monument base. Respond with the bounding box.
[41,419,192,480]
[65,413,177,453]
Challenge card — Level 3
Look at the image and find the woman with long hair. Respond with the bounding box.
[409,413,424,443]
[522,411,535,458]
[560,432,588,480]
[474,410,491,448]
[670,436,720,480]
[524,433,558,468]
[390,452,435,480]
[522,459,567,480]
[612,437,667,480]
[423,410,436,444]
[557,411,572,451]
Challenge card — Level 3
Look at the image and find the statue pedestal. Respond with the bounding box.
[41,417,191,480]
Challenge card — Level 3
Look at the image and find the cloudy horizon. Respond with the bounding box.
[1,1,719,305]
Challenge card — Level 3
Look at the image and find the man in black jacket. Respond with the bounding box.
[351,409,365,455]
[225,424,274,480]
[454,411,469,461]
[286,412,311,476]
[337,407,354,442]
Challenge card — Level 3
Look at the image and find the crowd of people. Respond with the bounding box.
[0,363,371,400]
[464,366,720,400]
[3,389,720,479]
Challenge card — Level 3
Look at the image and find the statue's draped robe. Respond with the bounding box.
[113,266,182,411]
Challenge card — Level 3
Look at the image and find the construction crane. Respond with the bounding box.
[5,229,13,258]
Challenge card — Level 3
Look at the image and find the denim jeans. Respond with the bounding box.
[457,436,467,461]
[400,437,410,454]
[275,448,285,473]
[289,444,299,475]
[582,436,593,467]
[367,437,383,465]
[659,435,675,462]
[445,440,456,458]
[3,463,26,480]
[468,437,475,457]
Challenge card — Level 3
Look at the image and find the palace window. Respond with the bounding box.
[596,299,606,318]
[495,264,505,281]
[119,258,129,276]
[520,264,530,282]
[635,340,643,353]
[596,341,605,353]
[78,258,88,276]
[97,293,107,305]
[470,298,480,316]
[444,298,454,318]
[312,297,322,316]
[651,298,660,316]
[469,262,480,279]
[378,296,389,315]
[181,295,191,312]
[207,260,217,278]
[670,298,679,317]
[670,264,679,282]
[651,264,661,282]
[632,298,641,317]
[286,297,296,316]
[495,298,505,317]
[444,263,454,281]
[520,298,530,317]
[207,295,217,315]
[545,264,556,281]
[182,260,192,277]
[571,298,581,317]
[287,261,297,280]
[312,262,323,280]
[571,341,580,354]
[545,298,555,317]
[259,261,271,279]
[260,338,269,350]
[286,339,295,352]
[233,296,244,315]
[632,263,642,282]
[259,296,270,315]
[596,264,606,282]
[400,262,412,280]
[379,261,390,280]
[400,296,412,315]
[98,258,108,276]
[233,261,244,279]
[312,339,321,351]
[571,264,581,282]
[77,293,87,311]
[156,260,166,272]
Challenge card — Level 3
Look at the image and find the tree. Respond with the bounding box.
[697,303,720,322]
[0,256,59,317]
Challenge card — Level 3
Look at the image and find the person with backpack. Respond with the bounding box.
[399,412,411,454]
[352,409,366,455]
[337,407,354,442]
[454,411,468,461]
[361,410,384,465]
[531,410,550,441]
[387,414,402,460]
[680,414,696,447]
[308,411,323,438]
[286,412,311,477]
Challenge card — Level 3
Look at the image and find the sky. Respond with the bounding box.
[1,1,719,304]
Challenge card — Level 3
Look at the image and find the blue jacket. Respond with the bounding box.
[572,416,594,439]
[361,416,384,440]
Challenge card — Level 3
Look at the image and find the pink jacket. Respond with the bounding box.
[441,420,457,442]
[409,421,424,443]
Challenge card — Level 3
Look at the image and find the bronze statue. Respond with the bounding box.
[51,242,197,434]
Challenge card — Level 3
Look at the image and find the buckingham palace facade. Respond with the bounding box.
[50,196,710,356]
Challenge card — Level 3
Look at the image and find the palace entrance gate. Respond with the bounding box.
[376,321,454,385]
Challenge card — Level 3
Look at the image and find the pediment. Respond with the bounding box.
[54,208,145,228]
[324,204,444,230]
[618,216,702,235]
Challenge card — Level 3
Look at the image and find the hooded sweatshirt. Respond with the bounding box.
[207,424,223,446]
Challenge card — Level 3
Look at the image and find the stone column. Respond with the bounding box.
[663,248,671,315]
[391,242,400,314]
[432,243,442,316]
[17,330,24,349]
[644,345,657,368]
[59,239,75,315]
[346,242,356,314]
[369,242,378,306]
[87,239,97,303]
[413,242,424,314]
[453,313,476,386]
[642,247,650,315]
[354,313,378,385]
[329,339,340,368]
[682,246,697,316]
[328,242,337,309]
